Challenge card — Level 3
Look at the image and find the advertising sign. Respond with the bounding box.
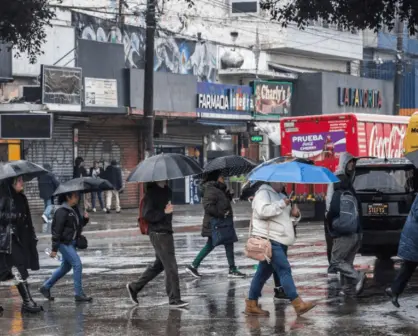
[291,131,346,160]
[253,81,292,118]
[84,78,118,107]
[197,82,253,119]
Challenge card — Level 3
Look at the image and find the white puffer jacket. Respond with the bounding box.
[251,184,301,246]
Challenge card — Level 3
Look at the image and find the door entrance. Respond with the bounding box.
[0,144,8,162]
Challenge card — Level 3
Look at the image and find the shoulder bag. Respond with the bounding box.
[244,214,272,263]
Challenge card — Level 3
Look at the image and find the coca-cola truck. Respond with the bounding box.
[280,113,410,216]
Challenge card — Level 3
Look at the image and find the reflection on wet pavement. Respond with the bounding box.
[1,224,417,335]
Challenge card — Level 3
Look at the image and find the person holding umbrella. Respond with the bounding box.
[0,160,47,314]
[39,177,112,302]
[125,153,202,308]
[186,170,245,278]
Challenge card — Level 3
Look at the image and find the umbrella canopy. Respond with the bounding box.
[248,161,339,184]
[53,177,114,196]
[201,155,257,178]
[127,153,203,183]
[0,160,48,182]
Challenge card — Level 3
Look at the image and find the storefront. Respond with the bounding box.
[292,72,394,116]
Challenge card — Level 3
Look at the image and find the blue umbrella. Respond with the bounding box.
[248,161,339,184]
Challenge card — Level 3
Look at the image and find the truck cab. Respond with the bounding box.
[354,158,418,259]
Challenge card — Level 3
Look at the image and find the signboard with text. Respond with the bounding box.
[84,78,118,107]
[253,81,292,118]
[196,82,253,119]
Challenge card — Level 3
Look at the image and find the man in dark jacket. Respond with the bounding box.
[327,174,365,297]
[104,160,123,213]
[37,164,60,223]
[126,181,188,308]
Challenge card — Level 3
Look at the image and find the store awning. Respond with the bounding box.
[268,62,318,74]
[196,119,248,127]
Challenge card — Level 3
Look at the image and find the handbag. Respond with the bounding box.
[244,215,272,263]
[210,216,238,247]
[0,224,11,254]
[76,235,88,250]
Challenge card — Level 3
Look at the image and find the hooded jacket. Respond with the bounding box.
[38,164,60,200]
[201,181,233,237]
[325,152,356,213]
[51,203,89,252]
[142,183,173,234]
[398,195,418,262]
[251,184,301,246]
[105,161,123,191]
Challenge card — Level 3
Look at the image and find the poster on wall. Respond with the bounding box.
[187,146,203,204]
[291,131,346,161]
[253,81,292,118]
[84,78,118,107]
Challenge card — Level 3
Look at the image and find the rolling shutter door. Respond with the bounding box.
[23,121,74,213]
[77,125,140,208]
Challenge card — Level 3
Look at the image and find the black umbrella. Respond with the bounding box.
[201,155,257,178]
[53,177,114,196]
[0,160,48,182]
[127,153,203,183]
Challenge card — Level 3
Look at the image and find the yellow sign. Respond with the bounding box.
[404,112,418,154]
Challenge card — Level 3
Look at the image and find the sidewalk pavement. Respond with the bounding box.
[34,202,253,243]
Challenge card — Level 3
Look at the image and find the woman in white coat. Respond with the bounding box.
[245,182,317,317]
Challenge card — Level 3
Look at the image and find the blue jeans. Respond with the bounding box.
[248,241,298,301]
[91,192,104,209]
[43,198,53,218]
[43,241,84,296]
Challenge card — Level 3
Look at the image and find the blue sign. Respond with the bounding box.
[196,82,253,120]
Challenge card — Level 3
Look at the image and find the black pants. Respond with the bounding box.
[131,232,181,303]
[0,237,29,282]
[391,260,418,295]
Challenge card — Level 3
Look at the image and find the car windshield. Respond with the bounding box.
[353,168,415,194]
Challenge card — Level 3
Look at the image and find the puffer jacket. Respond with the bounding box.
[251,184,300,246]
[326,152,356,213]
[398,195,418,262]
[201,181,233,237]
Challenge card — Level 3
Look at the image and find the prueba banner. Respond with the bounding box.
[291,131,346,160]
[253,81,292,118]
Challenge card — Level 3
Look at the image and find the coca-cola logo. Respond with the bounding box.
[368,125,406,158]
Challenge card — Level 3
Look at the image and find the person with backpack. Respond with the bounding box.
[126,181,188,308]
[327,173,366,297]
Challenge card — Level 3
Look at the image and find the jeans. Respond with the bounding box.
[91,192,104,209]
[192,237,235,269]
[43,241,84,296]
[131,232,181,303]
[106,190,120,211]
[391,260,418,295]
[43,198,53,218]
[249,241,298,301]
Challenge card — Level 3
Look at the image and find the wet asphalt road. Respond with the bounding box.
[1,221,418,336]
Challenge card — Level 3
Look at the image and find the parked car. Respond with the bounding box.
[325,157,418,260]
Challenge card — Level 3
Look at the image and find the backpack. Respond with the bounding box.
[332,191,359,235]
[138,197,149,235]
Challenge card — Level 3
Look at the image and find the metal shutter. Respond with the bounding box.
[77,125,140,209]
[23,121,74,213]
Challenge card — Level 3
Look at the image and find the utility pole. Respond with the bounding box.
[394,18,404,115]
[118,0,125,36]
[143,0,157,158]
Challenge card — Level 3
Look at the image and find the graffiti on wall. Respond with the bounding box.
[24,139,73,182]
[78,139,122,169]
[72,12,217,82]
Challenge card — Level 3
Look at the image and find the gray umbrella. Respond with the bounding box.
[53,177,114,196]
[127,153,203,183]
[0,160,48,182]
[406,151,418,168]
[200,155,257,178]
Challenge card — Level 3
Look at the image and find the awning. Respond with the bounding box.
[196,119,248,127]
[268,62,318,74]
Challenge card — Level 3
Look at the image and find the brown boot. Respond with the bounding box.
[291,296,316,316]
[244,299,270,316]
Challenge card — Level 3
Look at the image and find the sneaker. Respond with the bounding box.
[39,286,54,301]
[169,300,189,309]
[41,214,48,223]
[126,283,138,304]
[103,208,107,213]
[228,268,246,278]
[274,287,287,301]
[105,209,110,214]
[385,287,400,308]
[356,272,366,295]
[92,208,97,213]
[75,295,93,302]
[186,265,201,278]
